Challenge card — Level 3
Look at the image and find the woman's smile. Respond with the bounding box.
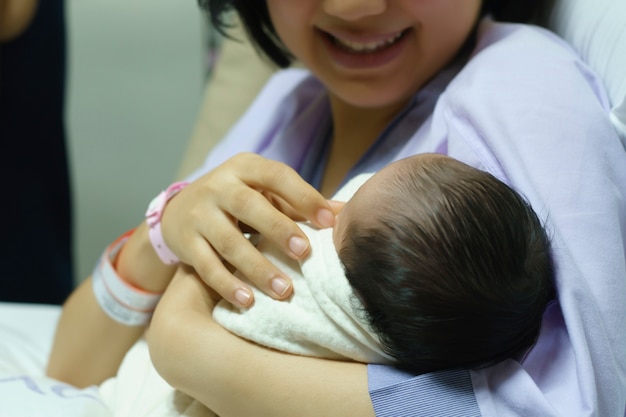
[319,28,411,70]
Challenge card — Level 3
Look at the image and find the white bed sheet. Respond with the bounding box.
[0,302,215,417]
[0,303,111,416]
[0,303,60,375]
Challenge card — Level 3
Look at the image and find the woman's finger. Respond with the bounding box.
[217,184,313,259]
[195,208,295,301]
[229,154,336,228]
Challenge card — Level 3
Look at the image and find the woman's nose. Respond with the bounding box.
[322,0,387,21]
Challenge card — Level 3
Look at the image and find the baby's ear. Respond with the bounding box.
[327,200,346,215]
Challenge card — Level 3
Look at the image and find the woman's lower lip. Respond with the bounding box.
[321,30,409,70]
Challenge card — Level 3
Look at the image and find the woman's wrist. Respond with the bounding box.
[145,181,189,265]
[115,221,177,293]
[92,229,162,326]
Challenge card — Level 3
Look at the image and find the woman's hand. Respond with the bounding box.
[160,153,336,307]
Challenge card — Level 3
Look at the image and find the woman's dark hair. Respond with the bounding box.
[338,157,555,375]
[198,0,547,68]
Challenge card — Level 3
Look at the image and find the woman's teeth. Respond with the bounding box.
[333,31,404,53]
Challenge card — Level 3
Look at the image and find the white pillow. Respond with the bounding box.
[542,0,626,142]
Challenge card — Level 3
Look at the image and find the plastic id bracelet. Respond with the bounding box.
[145,181,189,264]
[92,230,163,326]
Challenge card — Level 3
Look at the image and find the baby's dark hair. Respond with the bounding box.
[338,157,555,375]
[197,0,547,68]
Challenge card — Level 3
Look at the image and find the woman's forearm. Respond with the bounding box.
[46,221,176,387]
[46,277,146,387]
[149,266,375,417]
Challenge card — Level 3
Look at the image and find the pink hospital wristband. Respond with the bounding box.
[145,181,189,265]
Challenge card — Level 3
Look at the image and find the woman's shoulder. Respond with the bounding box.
[186,68,325,180]
[474,19,576,56]
[425,19,620,186]
[450,19,604,99]
[439,19,612,132]
[220,67,326,150]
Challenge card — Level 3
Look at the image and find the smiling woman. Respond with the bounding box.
[0,0,38,41]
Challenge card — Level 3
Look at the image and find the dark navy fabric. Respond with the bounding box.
[0,0,74,304]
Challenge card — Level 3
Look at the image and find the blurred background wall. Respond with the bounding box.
[67,0,205,282]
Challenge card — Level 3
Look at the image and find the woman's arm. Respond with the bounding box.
[149,266,375,417]
[47,154,335,387]
[45,276,146,387]
[46,222,176,387]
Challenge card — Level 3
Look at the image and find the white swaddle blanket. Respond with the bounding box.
[97,173,392,417]
[213,172,393,364]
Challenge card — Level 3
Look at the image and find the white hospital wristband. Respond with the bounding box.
[92,230,163,326]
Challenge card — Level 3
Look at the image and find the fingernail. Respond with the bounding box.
[234,288,252,307]
[271,277,290,297]
[327,200,345,214]
[289,236,308,257]
[316,208,335,228]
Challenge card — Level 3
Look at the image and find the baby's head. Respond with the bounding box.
[333,154,555,374]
